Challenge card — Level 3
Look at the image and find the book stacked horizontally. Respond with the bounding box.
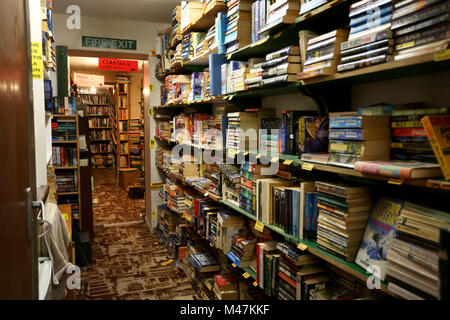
[170,5,182,47]
[229,61,249,93]
[299,29,349,79]
[260,46,302,86]
[392,0,450,60]
[181,33,192,61]
[316,181,373,262]
[168,183,187,214]
[299,0,333,16]
[259,118,280,156]
[328,112,391,168]
[52,118,76,141]
[261,0,302,34]
[213,274,238,300]
[216,209,246,254]
[218,164,241,206]
[239,162,266,215]
[55,170,78,193]
[386,201,450,299]
[180,0,203,31]
[226,111,259,155]
[338,0,394,72]
[156,205,178,247]
[224,0,252,54]
[244,58,265,89]
[190,252,221,273]
[192,32,206,58]
[205,23,217,52]
[390,107,448,163]
[227,231,257,268]
[180,156,200,178]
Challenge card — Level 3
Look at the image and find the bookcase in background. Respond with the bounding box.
[115,79,131,174]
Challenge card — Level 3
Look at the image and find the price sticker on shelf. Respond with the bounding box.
[161,259,174,266]
[148,107,154,117]
[302,163,315,171]
[152,211,157,218]
[209,242,213,247]
[244,152,249,156]
[256,154,262,159]
[231,263,237,268]
[297,243,308,251]
[255,221,264,233]
[271,157,279,163]
[150,84,154,92]
[434,49,450,61]
[283,159,293,165]
[243,272,250,279]
[273,32,282,39]
[150,49,157,56]
[388,178,404,185]
[253,281,258,287]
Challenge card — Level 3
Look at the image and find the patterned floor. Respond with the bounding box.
[75,168,198,300]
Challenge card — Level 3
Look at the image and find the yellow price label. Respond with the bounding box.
[253,281,258,287]
[244,152,249,156]
[152,211,157,218]
[161,259,174,266]
[388,178,404,185]
[210,242,213,247]
[255,221,264,233]
[231,263,237,268]
[150,49,157,56]
[283,159,293,165]
[256,154,262,159]
[302,163,315,171]
[297,243,308,251]
[271,157,279,163]
[148,107,154,117]
[150,84,154,92]
[434,49,450,61]
[61,213,68,221]
[243,272,250,279]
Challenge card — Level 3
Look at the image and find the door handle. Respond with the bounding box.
[25,187,33,241]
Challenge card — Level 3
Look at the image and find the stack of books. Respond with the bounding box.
[328,112,391,168]
[181,33,193,61]
[54,170,78,193]
[229,62,249,93]
[299,29,349,79]
[390,107,448,163]
[226,112,259,155]
[192,32,206,57]
[239,162,265,215]
[259,118,280,156]
[206,210,218,246]
[224,0,252,53]
[157,204,178,247]
[180,156,200,178]
[180,0,203,31]
[316,181,373,262]
[244,58,265,89]
[190,252,221,273]
[299,0,333,16]
[189,72,203,101]
[219,164,241,206]
[338,0,394,72]
[261,46,301,86]
[227,231,257,268]
[392,0,450,60]
[386,201,449,299]
[52,118,76,141]
[213,274,238,300]
[170,5,182,47]
[263,0,301,33]
[168,184,187,214]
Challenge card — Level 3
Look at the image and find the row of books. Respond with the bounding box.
[51,146,78,167]
[88,118,110,128]
[54,170,78,193]
[90,154,114,168]
[89,143,112,153]
[77,94,112,105]
[89,129,110,141]
[51,118,77,141]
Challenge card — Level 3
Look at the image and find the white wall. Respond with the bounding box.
[53,13,169,55]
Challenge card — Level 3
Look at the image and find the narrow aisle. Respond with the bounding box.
[76,168,198,300]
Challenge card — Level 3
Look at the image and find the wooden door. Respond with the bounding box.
[0,0,38,299]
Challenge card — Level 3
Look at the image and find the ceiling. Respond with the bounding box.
[53,0,180,23]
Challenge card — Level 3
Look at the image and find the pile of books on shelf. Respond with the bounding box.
[89,117,109,128]
[157,204,178,247]
[170,5,182,47]
[244,58,265,89]
[213,274,238,300]
[54,170,78,193]
[219,164,241,206]
[250,0,267,42]
[299,29,349,79]
[156,114,173,139]
[91,154,113,168]
[52,118,76,141]
[166,183,187,214]
[261,46,301,86]
[229,61,249,93]
[385,201,449,300]
[316,181,373,262]
[90,143,111,153]
[87,105,110,115]
[193,32,207,57]
[327,112,390,168]
[390,107,447,163]
[392,0,450,61]
[263,0,301,32]
[225,0,252,53]
[206,210,219,246]
[300,0,334,16]
[181,0,203,31]
[168,74,192,103]
[338,0,394,72]
[259,118,280,156]
[77,94,111,105]
[227,230,257,268]
[180,156,200,178]
[52,146,77,167]
[226,111,259,155]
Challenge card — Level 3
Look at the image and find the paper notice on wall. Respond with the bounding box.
[31,42,43,79]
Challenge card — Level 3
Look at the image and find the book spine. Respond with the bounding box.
[422,116,450,180]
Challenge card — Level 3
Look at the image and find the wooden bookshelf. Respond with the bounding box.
[182,0,227,34]
[115,80,131,171]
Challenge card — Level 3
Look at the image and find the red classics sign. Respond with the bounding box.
[98,58,139,72]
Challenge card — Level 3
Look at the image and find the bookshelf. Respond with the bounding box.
[51,113,81,223]
[115,79,131,171]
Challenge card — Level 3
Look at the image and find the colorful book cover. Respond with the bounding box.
[298,117,329,153]
[329,128,365,140]
[355,197,405,281]
[421,115,450,180]
[353,160,441,178]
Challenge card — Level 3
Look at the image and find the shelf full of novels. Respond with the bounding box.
[115,78,131,171]
[150,0,450,301]
[50,108,81,224]
[78,93,114,168]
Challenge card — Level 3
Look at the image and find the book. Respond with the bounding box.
[355,197,405,281]
[353,160,443,178]
[421,115,450,180]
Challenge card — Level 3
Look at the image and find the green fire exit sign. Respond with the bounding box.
[82,36,137,51]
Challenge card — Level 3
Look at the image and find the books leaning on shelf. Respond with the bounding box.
[262,0,302,34]
[52,146,78,167]
[354,160,443,178]
[391,0,450,61]
[224,0,252,54]
[338,0,394,72]
[298,29,349,79]
[385,201,450,299]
